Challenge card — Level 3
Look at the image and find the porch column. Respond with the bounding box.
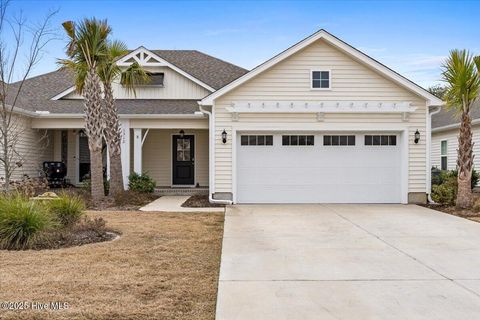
[133,128,142,174]
[119,119,130,189]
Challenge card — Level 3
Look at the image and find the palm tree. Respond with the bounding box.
[441,49,480,208]
[59,19,111,204]
[97,41,149,197]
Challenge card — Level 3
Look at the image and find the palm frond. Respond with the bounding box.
[441,49,480,116]
[57,58,87,93]
[120,62,151,97]
[107,40,128,59]
[62,21,76,56]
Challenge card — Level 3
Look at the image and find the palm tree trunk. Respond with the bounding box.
[83,66,105,203]
[456,112,474,208]
[102,83,124,197]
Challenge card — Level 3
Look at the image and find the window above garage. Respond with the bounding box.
[311,70,330,89]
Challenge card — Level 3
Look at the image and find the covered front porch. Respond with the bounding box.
[32,116,210,190]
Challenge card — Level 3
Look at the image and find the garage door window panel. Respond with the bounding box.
[323,135,355,146]
[365,135,397,146]
[282,135,315,146]
[241,135,273,146]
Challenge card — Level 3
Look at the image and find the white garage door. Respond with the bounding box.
[236,133,402,203]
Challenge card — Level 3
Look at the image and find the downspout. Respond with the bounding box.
[427,105,442,203]
[198,104,233,205]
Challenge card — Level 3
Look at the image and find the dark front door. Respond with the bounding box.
[172,135,195,185]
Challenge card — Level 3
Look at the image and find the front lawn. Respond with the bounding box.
[0,211,224,320]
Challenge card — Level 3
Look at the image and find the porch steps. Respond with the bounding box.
[154,187,208,196]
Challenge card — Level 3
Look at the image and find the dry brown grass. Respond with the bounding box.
[0,211,224,320]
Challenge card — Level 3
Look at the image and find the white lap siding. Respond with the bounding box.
[431,125,480,171]
[0,115,53,181]
[213,39,428,196]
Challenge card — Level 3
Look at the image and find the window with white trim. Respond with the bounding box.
[311,70,330,89]
[441,140,447,170]
[146,73,164,86]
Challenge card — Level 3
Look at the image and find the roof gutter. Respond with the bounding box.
[432,118,480,133]
[198,104,233,205]
[29,112,207,119]
[427,105,442,203]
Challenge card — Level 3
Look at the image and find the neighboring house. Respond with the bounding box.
[4,29,442,204]
[431,101,480,172]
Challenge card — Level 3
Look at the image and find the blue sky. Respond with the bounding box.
[7,0,480,88]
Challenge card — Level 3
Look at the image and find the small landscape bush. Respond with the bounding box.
[431,174,457,205]
[128,172,156,193]
[48,193,85,227]
[473,197,480,213]
[0,194,55,250]
[431,167,479,189]
[10,177,49,197]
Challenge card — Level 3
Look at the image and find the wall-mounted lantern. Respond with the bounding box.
[179,129,185,138]
[222,129,227,144]
[414,129,420,144]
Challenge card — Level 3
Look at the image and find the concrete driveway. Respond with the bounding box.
[216,204,480,319]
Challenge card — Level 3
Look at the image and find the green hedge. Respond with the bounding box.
[128,172,156,193]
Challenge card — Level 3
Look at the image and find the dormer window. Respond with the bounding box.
[311,70,330,89]
[148,73,165,86]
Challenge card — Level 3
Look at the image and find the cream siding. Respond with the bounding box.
[142,129,209,187]
[213,39,428,195]
[0,115,54,181]
[431,125,480,171]
[63,66,210,100]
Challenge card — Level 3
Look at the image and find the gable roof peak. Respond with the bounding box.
[200,29,443,106]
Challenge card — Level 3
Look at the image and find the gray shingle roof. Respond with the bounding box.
[432,101,480,129]
[7,50,248,115]
[152,50,247,90]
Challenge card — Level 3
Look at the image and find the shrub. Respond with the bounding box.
[48,193,85,226]
[0,194,55,250]
[473,197,480,212]
[128,172,156,193]
[432,168,479,190]
[431,167,442,186]
[431,175,457,205]
[10,177,49,197]
[450,169,479,190]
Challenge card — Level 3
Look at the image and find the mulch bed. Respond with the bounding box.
[26,218,119,251]
[420,204,480,222]
[182,195,225,208]
[54,188,159,211]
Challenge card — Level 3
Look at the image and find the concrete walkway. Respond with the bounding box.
[217,204,480,319]
[139,196,224,212]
